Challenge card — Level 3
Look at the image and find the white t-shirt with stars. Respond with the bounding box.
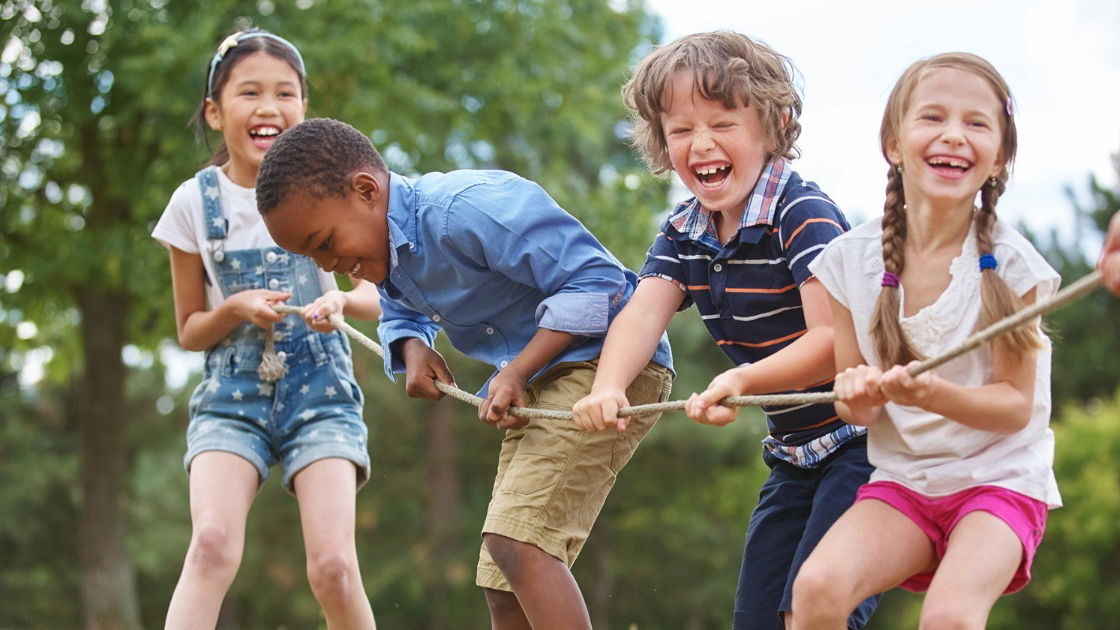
[152,167,337,309]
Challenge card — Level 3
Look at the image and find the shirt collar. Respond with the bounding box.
[385,172,418,269]
[668,157,792,245]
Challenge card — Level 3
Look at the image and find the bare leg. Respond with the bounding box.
[483,534,591,630]
[294,458,375,630]
[791,500,935,630]
[165,452,258,630]
[917,512,1021,630]
[483,588,532,630]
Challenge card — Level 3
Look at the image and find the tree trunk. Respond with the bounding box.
[589,518,613,630]
[76,288,141,630]
[426,396,460,630]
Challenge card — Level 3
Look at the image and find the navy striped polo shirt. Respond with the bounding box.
[640,159,858,460]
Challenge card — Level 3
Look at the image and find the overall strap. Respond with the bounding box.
[196,166,228,261]
[196,166,290,383]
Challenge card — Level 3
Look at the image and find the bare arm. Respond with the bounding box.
[481,327,577,429]
[829,293,887,426]
[685,278,836,425]
[342,280,382,320]
[878,288,1039,434]
[301,279,382,333]
[571,277,682,431]
[1100,210,1120,295]
[169,247,287,351]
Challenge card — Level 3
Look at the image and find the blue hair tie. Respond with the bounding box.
[979,254,998,271]
[206,31,306,97]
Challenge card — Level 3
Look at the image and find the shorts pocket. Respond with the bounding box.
[499,452,565,497]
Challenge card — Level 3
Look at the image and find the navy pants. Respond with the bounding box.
[733,436,880,630]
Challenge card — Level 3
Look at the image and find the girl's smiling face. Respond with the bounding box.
[205,51,307,187]
[888,67,1005,212]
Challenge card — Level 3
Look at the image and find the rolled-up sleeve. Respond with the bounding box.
[534,292,609,334]
[376,296,440,380]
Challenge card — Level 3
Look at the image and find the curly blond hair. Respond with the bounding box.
[622,31,802,175]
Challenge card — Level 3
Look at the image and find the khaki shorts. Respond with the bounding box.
[476,360,673,592]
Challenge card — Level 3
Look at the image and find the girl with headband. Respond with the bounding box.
[151,29,380,628]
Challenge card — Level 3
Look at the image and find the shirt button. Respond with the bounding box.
[265,251,278,263]
[486,327,495,335]
[432,315,442,323]
[268,278,280,289]
[713,263,723,272]
[212,250,224,263]
[500,360,509,368]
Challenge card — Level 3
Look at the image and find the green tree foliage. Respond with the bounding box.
[1,0,698,626]
[1034,151,1120,409]
[5,0,1116,626]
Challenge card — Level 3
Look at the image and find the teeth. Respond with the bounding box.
[928,157,970,168]
[350,263,361,275]
[252,127,281,137]
[695,165,730,176]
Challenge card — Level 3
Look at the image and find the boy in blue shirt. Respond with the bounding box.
[256,117,673,629]
[572,32,879,629]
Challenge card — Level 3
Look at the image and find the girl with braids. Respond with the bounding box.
[789,53,1060,629]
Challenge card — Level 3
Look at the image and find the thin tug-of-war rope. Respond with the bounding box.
[274,269,1103,421]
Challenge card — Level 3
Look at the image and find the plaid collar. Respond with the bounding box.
[668,157,792,248]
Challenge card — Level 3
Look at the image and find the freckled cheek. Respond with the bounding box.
[666,146,689,173]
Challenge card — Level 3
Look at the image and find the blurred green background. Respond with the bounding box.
[2,1,1118,628]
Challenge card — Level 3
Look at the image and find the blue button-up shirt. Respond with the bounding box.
[376,170,673,394]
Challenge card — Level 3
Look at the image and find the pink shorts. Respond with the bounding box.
[855,481,1048,593]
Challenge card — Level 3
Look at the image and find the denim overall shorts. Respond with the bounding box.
[184,167,370,491]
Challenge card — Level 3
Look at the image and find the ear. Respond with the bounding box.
[990,153,1005,179]
[300,97,309,119]
[204,98,221,131]
[769,110,791,156]
[885,138,903,169]
[351,171,383,205]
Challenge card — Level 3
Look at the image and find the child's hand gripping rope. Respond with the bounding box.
[273,268,1103,422]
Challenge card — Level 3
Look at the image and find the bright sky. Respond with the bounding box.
[646,0,1120,246]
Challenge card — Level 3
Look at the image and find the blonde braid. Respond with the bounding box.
[870,165,924,366]
[975,176,1043,361]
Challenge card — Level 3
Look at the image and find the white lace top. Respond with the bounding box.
[810,218,1062,507]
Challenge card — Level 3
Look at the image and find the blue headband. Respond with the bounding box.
[206,31,306,97]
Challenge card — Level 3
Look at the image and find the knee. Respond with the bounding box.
[483,587,521,619]
[483,534,531,585]
[187,524,242,579]
[791,560,851,623]
[307,549,359,602]
[919,602,981,630]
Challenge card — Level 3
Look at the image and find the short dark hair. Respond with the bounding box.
[256,117,388,214]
